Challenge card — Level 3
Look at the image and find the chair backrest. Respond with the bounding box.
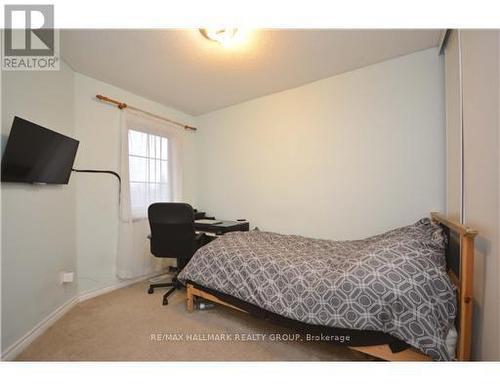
[148,203,196,259]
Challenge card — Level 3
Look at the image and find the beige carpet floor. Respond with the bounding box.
[16,281,372,361]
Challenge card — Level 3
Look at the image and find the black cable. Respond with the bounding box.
[71,168,122,201]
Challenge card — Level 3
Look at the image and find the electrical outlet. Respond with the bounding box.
[60,271,74,284]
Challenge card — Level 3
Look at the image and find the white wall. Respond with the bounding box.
[1,63,198,355]
[460,30,500,360]
[73,73,198,294]
[195,48,446,240]
[1,61,77,352]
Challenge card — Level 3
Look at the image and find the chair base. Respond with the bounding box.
[147,278,182,306]
[147,282,174,295]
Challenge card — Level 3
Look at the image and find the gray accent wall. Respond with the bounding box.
[461,30,500,361]
[445,30,500,360]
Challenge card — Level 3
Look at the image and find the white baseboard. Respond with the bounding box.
[78,272,159,303]
[1,272,158,361]
[1,296,79,361]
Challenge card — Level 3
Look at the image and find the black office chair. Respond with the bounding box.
[147,202,203,305]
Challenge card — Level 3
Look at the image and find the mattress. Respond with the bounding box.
[178,218,457,360]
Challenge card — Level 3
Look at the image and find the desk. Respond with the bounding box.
[195,219,249,236]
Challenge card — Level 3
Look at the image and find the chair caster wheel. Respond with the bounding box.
[147,288,154,294]
[162,297,168,305]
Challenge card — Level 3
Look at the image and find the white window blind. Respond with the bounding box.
[128,129,170,218]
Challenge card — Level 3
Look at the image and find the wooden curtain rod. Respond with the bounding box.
[95,94,197,131]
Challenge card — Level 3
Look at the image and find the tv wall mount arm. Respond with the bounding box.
[71,168,121,199]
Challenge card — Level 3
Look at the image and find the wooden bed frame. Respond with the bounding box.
[185,212,478,361]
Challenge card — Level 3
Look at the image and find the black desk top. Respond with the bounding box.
[194,219,249,235]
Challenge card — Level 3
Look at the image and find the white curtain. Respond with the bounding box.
[116,109,183,279]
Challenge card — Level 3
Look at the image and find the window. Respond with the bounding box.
[128,129,170,218]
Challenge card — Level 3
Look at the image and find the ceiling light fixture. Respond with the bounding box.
[199,28,239,46]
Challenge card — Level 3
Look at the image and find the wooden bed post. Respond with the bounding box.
[431,212,478,361]
[186,284,194,312]
[456,231,475,360]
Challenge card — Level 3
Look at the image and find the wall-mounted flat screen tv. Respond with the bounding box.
[1,116,79,184]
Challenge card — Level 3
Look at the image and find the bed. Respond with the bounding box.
[177,213,477,361]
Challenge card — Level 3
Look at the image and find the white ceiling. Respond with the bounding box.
[61,29,442,115]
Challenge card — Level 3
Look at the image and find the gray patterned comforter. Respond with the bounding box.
[178,218,456,360]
